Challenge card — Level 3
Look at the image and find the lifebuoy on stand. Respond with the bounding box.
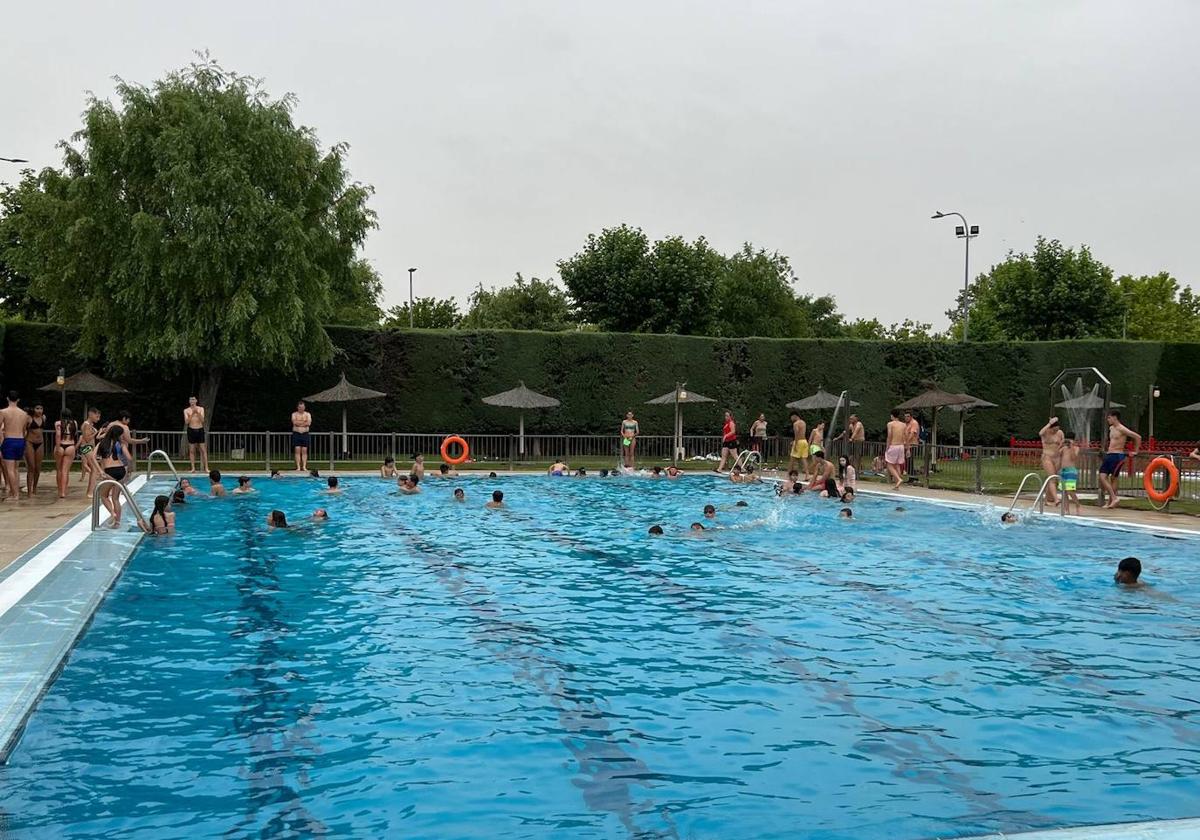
[1142,456,1179,507]
[441,435,470,466]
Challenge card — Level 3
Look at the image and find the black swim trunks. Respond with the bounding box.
[292,432,311,449]
[187,427,206,444]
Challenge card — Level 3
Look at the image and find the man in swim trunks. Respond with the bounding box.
[1,391,32,501]
[291,400,312,472]
[1038,416,1064,506]
[884,409,907,491]
[904,411,921,481]
[808,421,826,483]
[811,451,838,498]
[787,411,809,475]
[1098,410,1141,509]
[1059,432,1081,515]
[184,396,208,473]
[620,411,639,469]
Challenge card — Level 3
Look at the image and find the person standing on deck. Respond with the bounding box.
[1059,433,1081,516]
[904,411,921,482]
[884,410,907,491]
[78,407,102,498]
[749,413,768,458]
[292,401,312,472]
[1098,410,1141,509]
[620,411,640,469]
[716,411,739,472]
[808,421,827,483]
[0,391,32,501]
[184,396,209,473]
[1038,417,1065,506]
[787,411,809,475]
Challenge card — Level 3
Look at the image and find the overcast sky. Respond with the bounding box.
[3,1,1197,327]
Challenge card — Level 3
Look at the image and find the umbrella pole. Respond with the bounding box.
[342,407,349,458]
[674,400,681,466]
[519,412,525,455]
[959,412,965,451]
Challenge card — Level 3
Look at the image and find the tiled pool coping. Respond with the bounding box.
[0,476,1195,838]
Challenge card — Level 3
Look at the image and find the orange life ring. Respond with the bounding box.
[1143,456,1179,504]
[440,435,470,466]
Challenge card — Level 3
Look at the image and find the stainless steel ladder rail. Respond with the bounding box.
[731,449,761,473]
[1030,474,1063,516]
[1005,472,1045,515]
[146,449,180,482]
[91,479,151,532]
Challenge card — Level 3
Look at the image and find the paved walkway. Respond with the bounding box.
[0,488,91,573]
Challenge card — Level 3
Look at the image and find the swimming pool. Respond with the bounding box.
[1,475,1197,839]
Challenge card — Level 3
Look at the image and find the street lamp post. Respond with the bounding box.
[1149,384,1160,444]
[931,211,979,342]
[407,267,416,328]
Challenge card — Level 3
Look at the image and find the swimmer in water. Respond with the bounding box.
[690,522,705,531]
[548,460,568,476]
[232,476,255,494]
[209,469,226,497]
[439,462,459,478]
[703,504,716,520]
[398,474,420,494]
[178,478,201,496]
[574,468,587,477]
[1114,556,1142,585]
[270,469,282,479]
[651,466,662,478]
[486,489,504,509]
[453,487,465,502]
[1001,512,1018,524]
[266,510,288,528]
[380,457,397,478]
[312,508,330,521]
[838,507,853,519]
[325,476,342,494]
[665,466,681,479]
[841,489,856,503]
[648,524,664,535]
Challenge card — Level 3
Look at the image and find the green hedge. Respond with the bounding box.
[2,321,1197,443]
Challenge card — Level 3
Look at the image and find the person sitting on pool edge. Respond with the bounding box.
[232,476,255,495]
[703,504,716,519]
[209,469,226,497]
[486,490,504,509]
[548,459,568,476]
[266,510,288,528]
[453,487,465,502]
[411,453,426,481]
[811,452,838,498]
[1114,556,1142,585]
[398,474,420,494]
[380,457,397,478]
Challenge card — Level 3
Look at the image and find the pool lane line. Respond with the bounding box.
[372,507,681,840]
[461,497,1056,834]
[0,475,147,622]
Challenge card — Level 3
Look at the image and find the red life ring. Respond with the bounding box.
[440,435,470,466]
[1143,456,1179,504]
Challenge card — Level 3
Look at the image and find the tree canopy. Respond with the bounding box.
[383,296,462,329]
[4,56,377,419]
[461,273,573,331]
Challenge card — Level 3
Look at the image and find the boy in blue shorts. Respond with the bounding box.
[1059,433,1081,515]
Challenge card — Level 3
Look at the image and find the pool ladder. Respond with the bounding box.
[146,449,180,482]
[90,480,150,532]
[1006,472,1063,517]
[730,449,762,474]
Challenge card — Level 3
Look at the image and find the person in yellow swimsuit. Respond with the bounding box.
[787,411,809,474]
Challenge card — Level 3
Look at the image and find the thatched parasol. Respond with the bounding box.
[942,393,998,448]
[482,381,560,455]
[896,387,979,452]
[38,370,130,413]
[647,383,716,464]
[786,387,860,411]
[305,373,387,456]
[1175,401,1200,412]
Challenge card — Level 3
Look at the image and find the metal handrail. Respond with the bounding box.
[91,479,150,532]
[1030,474,1063,516]
[146,449,180,481]
[1006,472,1045,514]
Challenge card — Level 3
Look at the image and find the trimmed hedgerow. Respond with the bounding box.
[2,321,1197,443]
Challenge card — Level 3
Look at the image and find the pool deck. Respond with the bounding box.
[0,489,92,574]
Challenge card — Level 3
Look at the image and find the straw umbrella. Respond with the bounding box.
[647,383,716,465]
[38,370,130,414]
[785,387,860,412]
[481,381,560,455]
[1176,401,1200,412]
[943,394,999,449]
[304,373,387,457]
[895,387,978,452]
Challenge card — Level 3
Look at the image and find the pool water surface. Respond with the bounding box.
[0,475,1197,839]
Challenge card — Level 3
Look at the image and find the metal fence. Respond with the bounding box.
[21,430,1199,504]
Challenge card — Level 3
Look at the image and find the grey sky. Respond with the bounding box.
[4,0,1197,328]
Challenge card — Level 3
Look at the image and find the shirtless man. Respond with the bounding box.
[787,411,809,475]
[884,409,907,491]
[904,411,921,480]
[184,396,208,473]
[1038,417,1065,506]
[291,400,312,472]
[1098,410,1141,509]
[1,391,32,501]
[1059,433,1081,515]
[833,414,866,470]
[810,451,838,497]
[808,421,826,483]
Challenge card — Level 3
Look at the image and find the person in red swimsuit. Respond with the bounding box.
[716,410,739,472]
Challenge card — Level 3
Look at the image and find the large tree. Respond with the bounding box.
[7,56,376,423]
[461,273,573,330]
[1116,272,1200,341]
[947,237,1122,340]
[383,296,462,329]
[0,176,50,321]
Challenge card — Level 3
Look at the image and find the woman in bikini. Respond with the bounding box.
[144,494,176,535]
[96,426,127,528]
[78,407,101,498]
[620,411,639,469]
[53,408,79,499]
[24,404,46,497]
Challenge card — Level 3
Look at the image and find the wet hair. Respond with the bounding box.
[171,489,186,505]
[1116,556,1141,582]
[150,495,170,531]
[791,482,805,495]
[492,490,503,503]
[453,487,465,498]
[648,525,664,535]
[384,457,395,465]
[309,468,320,478]
[841,489,855,503]
[703,504,716,516]
[313,508,329,519]
[735,500,749,507]
[599,469,610,477]
[839,507,853,518]
[408,473,420,486]
[439,463,449,474]
[238,476,251,487]
[269,510,288,527]
[652,466,662,475]
[575,468,587,476]
[894,505,906,512]
[209,469,222,483]
[489,471,498,478]
[270,469,281,477]
[690,522,705,530]
[327,476,339,488]
[1001,512,1018,523]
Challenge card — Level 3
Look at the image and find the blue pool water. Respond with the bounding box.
[1,475,1198,839]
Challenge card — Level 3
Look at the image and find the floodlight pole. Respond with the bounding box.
[407,268,417,328]
[932,211,977,342]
